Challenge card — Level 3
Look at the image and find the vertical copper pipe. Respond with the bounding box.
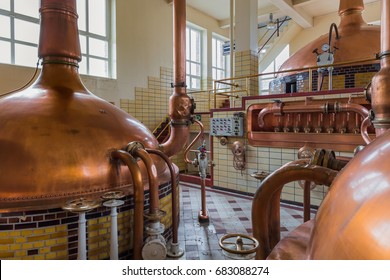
[134,149,159,214]
[160,0,192,157]
[111,150,144,260]
[146,149,179,244]
[252,162,337,260]
[303,181,311,222]
[200,178,207,217]
[184,119,205,164]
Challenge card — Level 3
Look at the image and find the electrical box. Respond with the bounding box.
[211,115,244,137]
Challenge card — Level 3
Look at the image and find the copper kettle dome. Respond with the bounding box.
[0,0,170,212]
[279,0,380,72]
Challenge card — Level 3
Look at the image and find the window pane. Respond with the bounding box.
[212,68,216,80]
[77,0,87,32]
[0,0,10,11]
[15,19,39,44]
[14,0,39,18]
[89,37,108,58]
[186,61,190,74]
[79,35,87,54]
[89,57,107,77]
[88,0,106,36]
[79,55,87,75]
[186,28,190,60]
[0,15,10,38]
[190,62,200,77]
[190,30,200,62]
[15,44,38,67]
[191,77,200,89]
[0,41,11,64]
[186,75,190,89]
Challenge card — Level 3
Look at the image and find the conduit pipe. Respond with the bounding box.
[160,0,193,157]
[111,150,144,260]
[251,162,338,260]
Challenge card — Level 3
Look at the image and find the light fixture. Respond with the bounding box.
[266,13,277,30]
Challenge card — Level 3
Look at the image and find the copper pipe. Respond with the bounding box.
[361,116,374,144]
[303,181,311,222]
[252,162,338,260]
[161,0,193,157]
[184,119,204,164]
[111,150,144,260]
[258,101,368,128]
[134,149,159,214]
[146,148,179,244]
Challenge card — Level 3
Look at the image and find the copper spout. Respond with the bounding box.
[184,119,205,164]
[160,0,193,157]
[252,162,338,260]
[111,150,144,260]
[146,149,179,244]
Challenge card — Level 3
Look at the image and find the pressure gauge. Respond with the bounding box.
[321,43,330,52]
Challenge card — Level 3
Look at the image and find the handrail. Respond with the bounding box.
[152,116,169,135]
[217,57,379,84]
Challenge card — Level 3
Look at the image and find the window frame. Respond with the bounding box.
[0,0,113,78]
[186,24,202,90]
[212,34,229,81]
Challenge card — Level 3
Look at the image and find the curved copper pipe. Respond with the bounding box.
[184,119,205,164]
[337,102,369,116]
[146,148,179,244]
[252,162,338,260]
[134,149,159,214]
[111,150,144,260]
[361,116,374,144]
[258,102,368,128]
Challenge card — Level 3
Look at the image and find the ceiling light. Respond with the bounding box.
[266,13,277,30]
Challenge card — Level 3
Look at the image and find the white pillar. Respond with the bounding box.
[103,199,125,260]
[235,0,258,53]
[78,212,87,260]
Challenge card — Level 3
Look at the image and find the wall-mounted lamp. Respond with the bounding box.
[266,13,277,30]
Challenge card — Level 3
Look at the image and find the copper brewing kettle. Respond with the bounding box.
[0,0,170,212]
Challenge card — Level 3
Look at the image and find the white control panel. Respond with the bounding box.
[211,116,244,137]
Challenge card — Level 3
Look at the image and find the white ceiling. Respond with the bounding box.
[186,0,380,28]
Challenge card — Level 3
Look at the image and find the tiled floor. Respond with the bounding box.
[170,182,315,260]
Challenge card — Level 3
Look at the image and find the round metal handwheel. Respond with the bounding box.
[219,233,259,255]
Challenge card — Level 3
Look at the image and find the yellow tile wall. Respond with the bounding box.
[0,224,69,260]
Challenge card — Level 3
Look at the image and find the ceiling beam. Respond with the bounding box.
[271,0,313,28]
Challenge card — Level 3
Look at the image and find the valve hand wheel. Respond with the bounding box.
[219,233,259,255]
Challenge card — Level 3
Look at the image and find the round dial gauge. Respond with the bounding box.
[321,43,330,52]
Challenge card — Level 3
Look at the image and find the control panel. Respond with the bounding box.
[211,116,244,137]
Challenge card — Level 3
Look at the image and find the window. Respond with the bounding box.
[212,35,228,81]
[260,44,289,94]
[186,25,202,90]
[0,0,113,78]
